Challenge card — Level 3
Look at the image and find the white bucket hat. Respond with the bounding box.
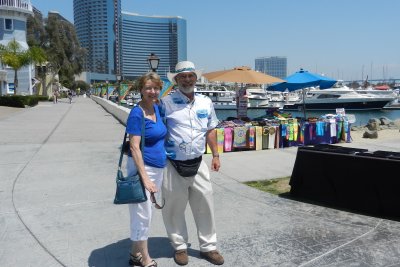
[167,61,202,83]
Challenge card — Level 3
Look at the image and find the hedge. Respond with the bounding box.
[0,95,50,108]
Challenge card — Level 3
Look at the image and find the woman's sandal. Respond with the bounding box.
[129,253,143,266]
[143,260,157,267]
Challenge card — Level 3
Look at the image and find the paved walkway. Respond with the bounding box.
[1,97,400,267]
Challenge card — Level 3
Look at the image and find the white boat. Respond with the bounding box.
[283,86,395,111]
[245,87,270,107]
[355,86,399,105]
[266,90,300,109]
[124,92,141,106]
[195,85,237,110]
[331,81,397,100]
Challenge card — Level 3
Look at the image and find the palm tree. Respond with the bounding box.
[0,39,46,95]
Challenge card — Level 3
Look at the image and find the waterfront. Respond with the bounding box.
[215,109,400,126]
[121,102,400,126]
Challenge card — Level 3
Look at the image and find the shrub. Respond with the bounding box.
[0,95,25,107]
[0,95,50,107]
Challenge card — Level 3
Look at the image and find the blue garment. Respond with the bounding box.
[316,121,324,136]
[126,105,167,168]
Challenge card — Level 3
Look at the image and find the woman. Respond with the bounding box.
[125,72,166,267]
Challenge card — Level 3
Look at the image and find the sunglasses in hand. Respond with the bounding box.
[150,192,165,209]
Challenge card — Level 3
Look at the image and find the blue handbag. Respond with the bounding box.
[113,113,147,204]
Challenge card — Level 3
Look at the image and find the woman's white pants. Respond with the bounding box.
[127,158,163,241]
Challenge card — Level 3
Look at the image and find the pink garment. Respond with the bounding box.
[224,127,233,152]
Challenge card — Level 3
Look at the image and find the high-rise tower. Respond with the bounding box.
[73,0,121,82]
[120,12,186,79]
[255,56,287,79]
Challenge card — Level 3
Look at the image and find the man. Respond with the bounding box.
[160,61,224,265]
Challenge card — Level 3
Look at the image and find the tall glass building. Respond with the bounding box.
[255,56,287,79]
[121,12,186,79]
[73,0,187,82]
[73,0,121,82]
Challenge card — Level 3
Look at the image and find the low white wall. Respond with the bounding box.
[91,96,130,126]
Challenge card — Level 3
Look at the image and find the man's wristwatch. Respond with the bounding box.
[212,153,220,158]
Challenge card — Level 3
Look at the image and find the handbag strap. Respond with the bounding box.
[118,108,145,171]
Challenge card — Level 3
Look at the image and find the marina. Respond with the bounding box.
[215,108,400,127]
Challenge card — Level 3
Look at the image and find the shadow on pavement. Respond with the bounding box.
[88,237,175,267]
[279,192,400,222]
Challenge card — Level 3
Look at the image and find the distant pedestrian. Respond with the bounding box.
[125,72,167,267]
[160,61,224,266]
[53,90,59,104]
[68,90,72,104]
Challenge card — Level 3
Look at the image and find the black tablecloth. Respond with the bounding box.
[289,146,400,218]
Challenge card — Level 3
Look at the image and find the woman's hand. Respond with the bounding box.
[142,178,158,193]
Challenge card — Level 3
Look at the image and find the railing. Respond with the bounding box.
[0,0,32,12]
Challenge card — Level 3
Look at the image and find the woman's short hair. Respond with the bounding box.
[137,72,163,92]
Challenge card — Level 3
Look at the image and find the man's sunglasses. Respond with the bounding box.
[150,192,165,209]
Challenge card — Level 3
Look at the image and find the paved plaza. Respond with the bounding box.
[1,97,400,266]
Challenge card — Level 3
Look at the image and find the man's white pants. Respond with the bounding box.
[127,159,163,241]
[162,160,217,252]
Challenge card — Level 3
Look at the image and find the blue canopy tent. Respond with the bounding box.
[268,69,337,118]
[268,69,337,91]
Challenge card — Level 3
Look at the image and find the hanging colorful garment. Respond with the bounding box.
[308,123,317,145]
[329,119,337,137]
[281,123,287,137]
[323,121,331,144]
[336,120,343,141]
[316,121,324,136]
[288,123,294,141]
[275,126,281,148]
[262,126,270,149]
[247,126,255,148]
[233,127,247,148]
[216,128,224,154]
[328,118,336,144]
[224,127,233,152]
[255,126,263,150]
[269,126,277,149]
[343,117,351,143]
[293,121,298,142]
[299,122,305,145]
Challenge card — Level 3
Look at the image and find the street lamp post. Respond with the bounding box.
[147,53,160,73]
[116,74,122,105]
[105,80,109,100]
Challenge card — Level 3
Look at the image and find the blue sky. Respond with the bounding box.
[32,0,400,81]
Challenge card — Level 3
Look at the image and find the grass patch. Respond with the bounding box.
[244,176,291,195]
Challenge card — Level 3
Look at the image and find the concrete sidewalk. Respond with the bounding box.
[1,97,400,267]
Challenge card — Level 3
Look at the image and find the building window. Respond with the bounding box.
[4,19,13,30]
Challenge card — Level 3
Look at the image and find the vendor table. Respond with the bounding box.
[289,145,400,218]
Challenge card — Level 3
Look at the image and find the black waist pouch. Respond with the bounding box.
[169,156,202,177]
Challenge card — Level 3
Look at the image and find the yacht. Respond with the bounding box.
[266,90,300,109]
[195,85,237,110]
[245,88,270,107]
[282,86,394,111]
[124,92,141,106]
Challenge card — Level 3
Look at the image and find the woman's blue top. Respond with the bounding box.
[126,104,167,168]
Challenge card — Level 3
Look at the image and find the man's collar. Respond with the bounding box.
[177,89,195,103]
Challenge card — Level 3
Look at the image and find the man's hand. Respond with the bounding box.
[211,156,220,171]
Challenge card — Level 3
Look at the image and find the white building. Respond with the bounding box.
[0,0,34,95]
